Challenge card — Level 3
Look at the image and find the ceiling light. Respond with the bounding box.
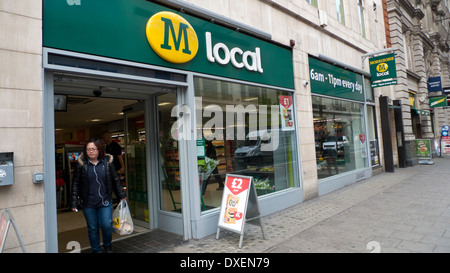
[99,86,120,92]
[87,119,102,122]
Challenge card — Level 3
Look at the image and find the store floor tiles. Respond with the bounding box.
[78,229,184,253]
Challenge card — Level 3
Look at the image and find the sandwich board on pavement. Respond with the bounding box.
[0,208,26,253]
[216,174,265,248]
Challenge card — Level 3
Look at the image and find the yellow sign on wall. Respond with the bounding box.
[146,11,199,64]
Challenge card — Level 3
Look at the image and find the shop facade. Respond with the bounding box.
[309,56,377,195]
[41,0,301,252]
[1,0,391,252]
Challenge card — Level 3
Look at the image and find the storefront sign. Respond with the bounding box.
[216,174,265,248]
[428,76,442,92]
[369,53,397,88]
[429,96,447,108]
[308,57,364,102]
[279,95,295,131]
[218,175,252,233]
[206,32,263,73]
[43,0,294,89]
[146,11,199,64]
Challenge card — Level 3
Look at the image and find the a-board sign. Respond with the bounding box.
[0,210,8,251]
[0,208,26,253]
[216,174,265,248]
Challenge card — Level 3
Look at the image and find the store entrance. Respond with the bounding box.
[53,76,171,252]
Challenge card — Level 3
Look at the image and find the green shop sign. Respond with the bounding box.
[429,96,447,108]
[43,0,294,89]
[308,57,364,102]
[369,53,397,88]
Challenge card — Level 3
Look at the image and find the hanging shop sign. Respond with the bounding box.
[216,174,265,248]
[308,57,364,102]
[429,96,447,108]
[428,76,442,92]
[369,53,397,88]
[43,0,294,89]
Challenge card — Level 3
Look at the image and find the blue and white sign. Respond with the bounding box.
[442,125,449,137]
[428,76,442,92]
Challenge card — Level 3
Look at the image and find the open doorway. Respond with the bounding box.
[52,75,174,252]
[54,94,151,252]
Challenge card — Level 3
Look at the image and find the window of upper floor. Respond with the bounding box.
[357,0,366,38]
[336,0,345,25]
[306,0,318,8]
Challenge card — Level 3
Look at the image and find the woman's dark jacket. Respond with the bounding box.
[71,154,127,209]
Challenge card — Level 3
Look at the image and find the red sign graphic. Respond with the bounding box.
[359,134,366,143]
[225,176,250,196]
[279,96,293,109]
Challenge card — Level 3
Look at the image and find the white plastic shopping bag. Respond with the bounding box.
[112,200,134,235]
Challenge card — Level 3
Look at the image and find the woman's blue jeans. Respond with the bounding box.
[82,204,113,253]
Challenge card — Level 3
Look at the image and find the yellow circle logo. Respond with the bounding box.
[376,63,388,73]
[146,11,198,64]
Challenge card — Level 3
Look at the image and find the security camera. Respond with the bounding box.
[93,90,102,97]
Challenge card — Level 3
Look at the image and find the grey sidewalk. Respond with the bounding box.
[166,156,450,253]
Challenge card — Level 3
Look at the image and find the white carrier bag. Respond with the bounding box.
[112,200,134,235]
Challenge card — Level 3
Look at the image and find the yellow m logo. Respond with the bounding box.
[376,63,388,73]
[146,11,199,64]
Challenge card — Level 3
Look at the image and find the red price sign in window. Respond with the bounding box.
[225,176,250,196]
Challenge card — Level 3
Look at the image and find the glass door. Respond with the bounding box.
[157,93,181,213]
[123,102,149,224]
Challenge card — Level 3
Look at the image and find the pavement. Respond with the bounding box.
[110,156,450,253]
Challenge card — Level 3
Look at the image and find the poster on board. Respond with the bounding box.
[279,95,295,131]
[216,174,265,248]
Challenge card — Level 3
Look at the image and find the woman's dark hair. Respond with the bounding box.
[81,138,105,161]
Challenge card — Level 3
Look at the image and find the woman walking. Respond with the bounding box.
[71,138,127,253]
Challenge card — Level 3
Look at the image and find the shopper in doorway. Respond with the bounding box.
[102,132,125,175]
[202,139,224,194]
[71,138,127,253]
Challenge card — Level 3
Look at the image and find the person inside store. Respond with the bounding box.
[102,132,125,175]
[202,139,224,194]
[71,138,127,253]
[322,134,339,176]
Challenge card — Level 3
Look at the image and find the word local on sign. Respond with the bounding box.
[205,32,263,73]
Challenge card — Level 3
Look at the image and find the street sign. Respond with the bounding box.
[428,76,442,92]
[216,174,265,248]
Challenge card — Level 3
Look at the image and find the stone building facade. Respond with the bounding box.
[380,0,449,166]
